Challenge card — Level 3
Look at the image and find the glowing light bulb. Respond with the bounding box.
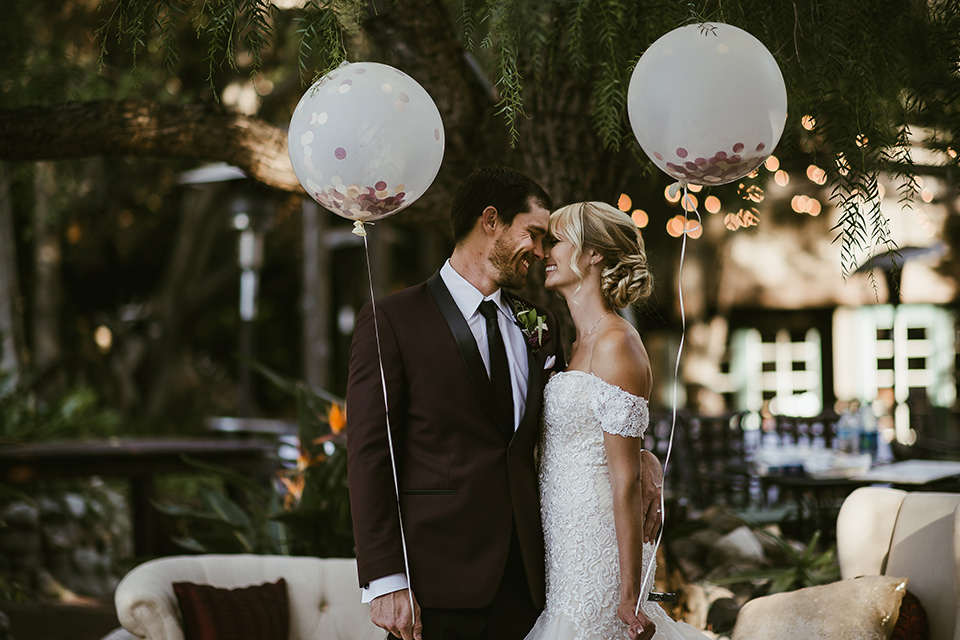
[704,196,721,214]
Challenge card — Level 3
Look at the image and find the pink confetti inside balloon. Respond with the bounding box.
[288,61,446,222]
[627,23,787,186]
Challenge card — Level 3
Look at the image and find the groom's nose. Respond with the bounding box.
[531,239,545,260]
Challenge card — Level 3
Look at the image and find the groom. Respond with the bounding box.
[346,166,663,640]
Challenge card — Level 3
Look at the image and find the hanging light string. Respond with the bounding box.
[360,225,417,627]
[635,182,701,619]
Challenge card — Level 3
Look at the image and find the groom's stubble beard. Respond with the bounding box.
[490,232,532,290]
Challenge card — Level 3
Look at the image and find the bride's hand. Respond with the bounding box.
[618,602,656,640]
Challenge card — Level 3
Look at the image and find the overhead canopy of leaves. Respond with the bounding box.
[5,0,960,276]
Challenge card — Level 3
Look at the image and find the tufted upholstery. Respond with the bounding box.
[113,555,384,640]
[837,488,960,640]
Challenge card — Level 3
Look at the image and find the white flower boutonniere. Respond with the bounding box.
[511,300,550,353]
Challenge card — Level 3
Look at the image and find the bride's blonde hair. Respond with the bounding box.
[550,201,653,309]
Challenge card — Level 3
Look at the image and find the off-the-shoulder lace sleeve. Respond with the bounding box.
[588,375,649,438]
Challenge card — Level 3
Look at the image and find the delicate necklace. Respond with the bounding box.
[580,312,610,340]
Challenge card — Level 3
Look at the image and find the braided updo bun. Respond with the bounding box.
[549,201,653,309]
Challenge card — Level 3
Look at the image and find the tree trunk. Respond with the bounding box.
[0,164,25,384]
[32,162,61,373]
[301,200,332,390]
[145,183,237,419]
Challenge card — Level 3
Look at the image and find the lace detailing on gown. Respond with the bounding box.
[589,374,650,438]
[525,371,707,640]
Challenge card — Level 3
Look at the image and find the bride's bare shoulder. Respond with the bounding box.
[590,322,651,398]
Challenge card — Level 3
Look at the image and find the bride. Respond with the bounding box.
[525,201,709,640]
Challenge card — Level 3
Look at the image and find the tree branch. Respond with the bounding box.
[0,101,301,193]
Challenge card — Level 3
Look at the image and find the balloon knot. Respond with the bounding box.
[351,220,367,237]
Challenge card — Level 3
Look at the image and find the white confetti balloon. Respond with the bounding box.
[288,62,445,221]
[627,23,787,186]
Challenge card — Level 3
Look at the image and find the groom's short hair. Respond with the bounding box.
[450,166,553,244]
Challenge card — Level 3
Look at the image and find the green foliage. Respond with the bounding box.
[152,361,354,558]
[96,0,362,90]
[461,0,960,272]
[75,0,960,272]
[713,529,841,595]
[295,2,349,82]
[153,455,290,554]
[0,369,123,444]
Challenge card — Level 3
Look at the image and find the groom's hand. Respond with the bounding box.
[640,449,664,542]
[371,589,422,640]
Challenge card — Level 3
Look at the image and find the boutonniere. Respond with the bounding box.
[510,299,550,353]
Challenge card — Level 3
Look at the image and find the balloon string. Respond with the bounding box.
[361,232,416,627]
[636,183,699,619]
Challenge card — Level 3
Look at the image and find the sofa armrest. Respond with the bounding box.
[836,487,906,580]
[114,559,187,640]
[114,555,384,640]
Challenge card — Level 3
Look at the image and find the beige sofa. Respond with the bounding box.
[111,555,384,640]
[836,487,960,640]
[733,487,960,640]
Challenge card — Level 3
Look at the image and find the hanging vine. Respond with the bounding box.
[87,0,960,273]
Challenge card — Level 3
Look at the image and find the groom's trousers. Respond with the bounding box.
[389,526,540,640]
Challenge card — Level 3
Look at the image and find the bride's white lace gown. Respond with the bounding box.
[524,371,709,640]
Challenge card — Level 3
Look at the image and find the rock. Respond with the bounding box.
[676,556,706,582]
[37,496,63,519]
[670,536,708,565]
[66,573,104,597]
[708,526,765,566]
[0,611,11,640]
[704,558,765,585]
[44,549,71,575]
[72,547,100,576]
[700,506,744,534]
[706,597,741,634]
[678,582,709,629]
[40,521,77,551]
[0,529,40,560]
[752,524,787,561]
[62,493,87,520]
[686,528,723,555]
[0,502,39,528]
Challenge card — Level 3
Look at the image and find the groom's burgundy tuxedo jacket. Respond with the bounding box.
[346,272,565,610]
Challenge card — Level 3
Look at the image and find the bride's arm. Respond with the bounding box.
[593,331,656,640]
[605,430,656,640]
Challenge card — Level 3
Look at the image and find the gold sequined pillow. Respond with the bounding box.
[731,576,908,640]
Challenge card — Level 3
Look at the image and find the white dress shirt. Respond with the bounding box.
[360,260,530,603]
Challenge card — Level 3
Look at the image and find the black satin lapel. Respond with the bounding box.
[426,273,499,423]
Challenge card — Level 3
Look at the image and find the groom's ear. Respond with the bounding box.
[481,206,500,235]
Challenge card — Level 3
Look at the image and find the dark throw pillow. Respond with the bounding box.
[173,578,289,640]
[891,590,929,640]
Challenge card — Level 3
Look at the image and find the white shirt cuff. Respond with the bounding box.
[361,573,409,603]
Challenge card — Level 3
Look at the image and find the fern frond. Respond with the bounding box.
[240,0,274,76]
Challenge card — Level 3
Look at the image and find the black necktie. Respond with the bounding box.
[479,300,514,440]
